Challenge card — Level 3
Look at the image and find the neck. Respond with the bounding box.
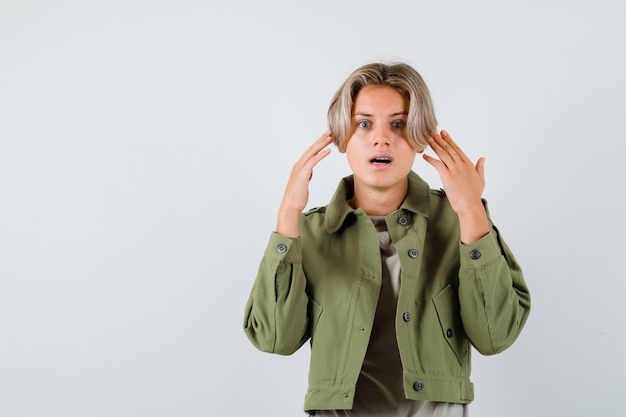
[350,178,408,216]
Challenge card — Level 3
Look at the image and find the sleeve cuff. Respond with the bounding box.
[263,232,302,262]
[459,230,502,268]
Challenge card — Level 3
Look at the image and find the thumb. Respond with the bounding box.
[475,157,486,180]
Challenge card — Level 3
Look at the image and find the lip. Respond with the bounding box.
[369,153,393,169]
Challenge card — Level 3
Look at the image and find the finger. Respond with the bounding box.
[428,131,458,168]
[427,131,444,153]
[306,134,332,166]
[295,132,332,169]
[436,130,465,162]
[300,141,332,179]
[299,131,332,162]
[428,131,456,156]
[302,147,331,181]
[440,130,468,162]
[309,147,331,167]
[313,130,332,149]
[475,157,486,180]
[422,153,445,172]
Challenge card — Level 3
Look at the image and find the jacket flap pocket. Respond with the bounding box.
[308,299,324,344]
[432,285,469,366]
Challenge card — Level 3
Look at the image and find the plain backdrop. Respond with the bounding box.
[1,1,625,416]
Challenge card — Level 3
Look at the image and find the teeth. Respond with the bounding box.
[371,157,391,164]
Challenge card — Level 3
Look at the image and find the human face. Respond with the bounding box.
[342,86,417,194]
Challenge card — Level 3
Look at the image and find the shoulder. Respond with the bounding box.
[303,206,327,216]
[429,188,452,210]
[424,188,460,229]
[299,205,329,236]
[430,188,488,211]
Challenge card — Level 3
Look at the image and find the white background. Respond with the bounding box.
[1,1,625,416]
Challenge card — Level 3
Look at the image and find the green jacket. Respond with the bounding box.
[244,171,530,412]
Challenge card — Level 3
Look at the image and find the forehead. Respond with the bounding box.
[352,86,408,114]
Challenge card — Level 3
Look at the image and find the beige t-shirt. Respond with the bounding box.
[313,216,468,417]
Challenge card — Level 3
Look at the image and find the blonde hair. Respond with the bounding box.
[328,62,437,152]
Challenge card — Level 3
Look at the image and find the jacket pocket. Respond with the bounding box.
[432,285,469,366]
[308,298,324,345]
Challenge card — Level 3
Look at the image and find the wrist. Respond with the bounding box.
[457,209,489,245]
[276,208,301,238]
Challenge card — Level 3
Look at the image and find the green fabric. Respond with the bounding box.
[244,171,530,412]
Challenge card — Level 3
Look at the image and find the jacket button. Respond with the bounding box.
[469,249,481,260]
[403,312,411,322]
[397,216,409,226]
[276,244,288,253]
[413,381,424,391]
[408,249,418,258]
[446,328,454,338]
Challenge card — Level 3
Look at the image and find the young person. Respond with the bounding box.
[244,62,530,416]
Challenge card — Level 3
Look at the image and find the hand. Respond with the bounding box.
[422,130,489,243]
[276,131,332,237]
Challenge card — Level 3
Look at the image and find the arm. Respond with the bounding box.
[457,210,531,355]
[424,130,530,354]
[243,132,332,355]
[243,233,310,355]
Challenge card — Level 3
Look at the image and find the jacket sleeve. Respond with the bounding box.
[457,216,531,356]
[243,232,310,355]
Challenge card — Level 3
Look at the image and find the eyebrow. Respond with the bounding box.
[353,111,408,117]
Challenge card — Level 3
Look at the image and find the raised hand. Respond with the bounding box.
[276,131,332,237]
[422,130,490,243]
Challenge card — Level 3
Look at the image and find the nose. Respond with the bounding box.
[372,125,391,147]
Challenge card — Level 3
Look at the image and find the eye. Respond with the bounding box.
[357,120,371,129]
[391,120,406,129]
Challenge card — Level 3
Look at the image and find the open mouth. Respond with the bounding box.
[370,157,392,164]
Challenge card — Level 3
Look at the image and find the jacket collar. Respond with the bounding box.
[324,171,431,233]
